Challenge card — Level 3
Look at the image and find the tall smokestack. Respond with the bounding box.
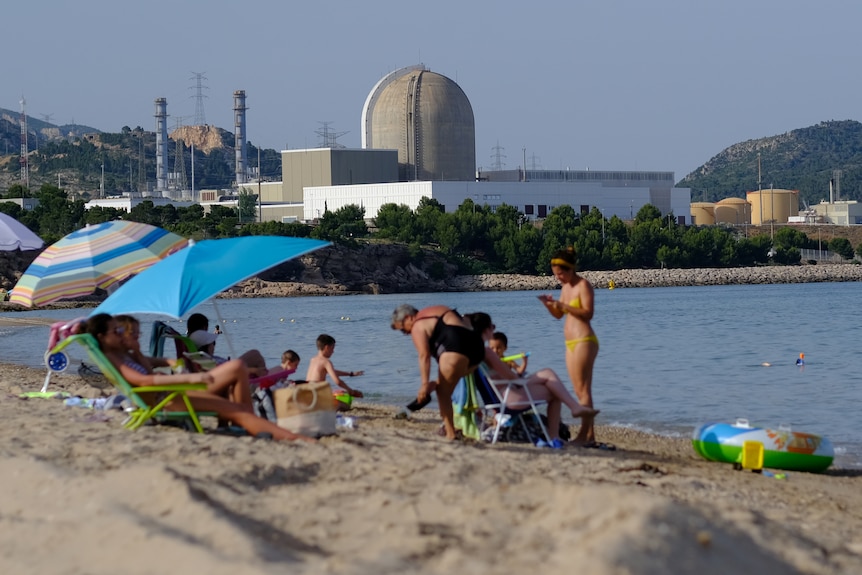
[154,98,168,194]
[233,90,247,185]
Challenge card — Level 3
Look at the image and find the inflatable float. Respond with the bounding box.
[692,419,834,473]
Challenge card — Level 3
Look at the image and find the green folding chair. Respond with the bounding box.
[50,333,212,433]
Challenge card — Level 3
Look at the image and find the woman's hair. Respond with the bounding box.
[464,312,493,334]
[391,304,418,329]
[114,314,139,334]
[550,247,577,270]
[282,350,300,364]
[187,313,209,335]
[86,313,113,339]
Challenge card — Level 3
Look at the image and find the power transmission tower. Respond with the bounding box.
[40,113,54,125]
[832,169,842,201]
[190,71,208,126]
[172,117,188,192]
[490,141,506,171]
[315,122,348,148]
[19,97,29,189]
[529,153,542,170]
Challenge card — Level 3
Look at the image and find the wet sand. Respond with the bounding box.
[1,363,861,574]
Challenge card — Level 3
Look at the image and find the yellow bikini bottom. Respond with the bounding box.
[565,334,599,351]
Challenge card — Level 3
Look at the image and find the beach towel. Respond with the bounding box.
[452,375,482,440]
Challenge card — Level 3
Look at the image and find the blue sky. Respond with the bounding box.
[7,0,861,183]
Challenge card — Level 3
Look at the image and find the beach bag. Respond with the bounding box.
[252,387,278,422]
[273,381,337,437]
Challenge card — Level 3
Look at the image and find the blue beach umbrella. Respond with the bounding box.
[92,236,330,319]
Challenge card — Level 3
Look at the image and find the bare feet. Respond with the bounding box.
[571,406,599,419]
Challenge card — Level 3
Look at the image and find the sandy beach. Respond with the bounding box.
[1,363,861,575]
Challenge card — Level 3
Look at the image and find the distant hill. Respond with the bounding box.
[679,120,862,206]
[0,106,101,145]
[0,109,281,195]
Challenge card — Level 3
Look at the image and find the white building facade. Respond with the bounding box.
[304,180,691,224]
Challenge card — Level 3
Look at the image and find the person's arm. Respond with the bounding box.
[483,348,519,380]
[115,358,213,387]
[538,294,565,319]
[514,355,528,375]
[326,361,363,397]
[412,326,436,401]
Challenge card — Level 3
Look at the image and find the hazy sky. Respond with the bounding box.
[7,1,861,183]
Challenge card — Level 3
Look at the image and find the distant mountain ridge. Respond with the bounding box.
[679,120,862,206]
[0,106,101,143]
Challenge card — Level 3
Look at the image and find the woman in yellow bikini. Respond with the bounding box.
[538,247,602,447]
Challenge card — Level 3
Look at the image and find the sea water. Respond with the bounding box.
[2,282,860,467]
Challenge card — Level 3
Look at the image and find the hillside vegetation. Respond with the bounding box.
[680,120,862,206]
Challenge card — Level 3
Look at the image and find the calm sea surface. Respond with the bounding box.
[2,283,861,468]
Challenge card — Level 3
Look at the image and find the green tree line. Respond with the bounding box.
[3,185,860,272]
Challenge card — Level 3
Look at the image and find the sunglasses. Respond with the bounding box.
[113,326,125,335]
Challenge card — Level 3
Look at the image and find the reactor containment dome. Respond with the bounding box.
[361,64,476,182]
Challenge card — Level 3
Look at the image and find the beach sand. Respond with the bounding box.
[1,364,861,575]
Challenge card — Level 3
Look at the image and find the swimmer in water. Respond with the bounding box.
[796,353,805,366]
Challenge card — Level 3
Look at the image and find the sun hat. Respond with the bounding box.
[189,329,218,348]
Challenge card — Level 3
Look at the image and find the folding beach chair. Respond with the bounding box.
[149,320,198,366]
[42,317,88,392]
[474,363,552,445]
[50,334,212,433]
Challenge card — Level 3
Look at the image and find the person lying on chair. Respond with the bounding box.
[115,315,258,413]
[465,312,598,446]
[87,313,312,441]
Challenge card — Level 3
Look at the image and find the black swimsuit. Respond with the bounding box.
[425,309,485,367]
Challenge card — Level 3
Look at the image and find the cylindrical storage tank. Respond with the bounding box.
[714,197,751,225]
[747,189,798,224]
[690,202,716,225]
[362,65,475,181]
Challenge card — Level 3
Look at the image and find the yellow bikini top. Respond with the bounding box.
[569,297,581,309]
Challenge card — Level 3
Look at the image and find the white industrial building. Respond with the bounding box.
[304,178,691,224]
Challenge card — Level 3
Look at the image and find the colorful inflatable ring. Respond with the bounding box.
[692,419,834,473]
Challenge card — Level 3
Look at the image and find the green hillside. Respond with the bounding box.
[679,120,862,206]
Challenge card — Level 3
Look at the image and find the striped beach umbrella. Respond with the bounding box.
[10,221,188,308]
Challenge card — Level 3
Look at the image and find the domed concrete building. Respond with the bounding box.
[361,65,476,181]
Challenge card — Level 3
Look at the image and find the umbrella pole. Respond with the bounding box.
[212,300,238,360]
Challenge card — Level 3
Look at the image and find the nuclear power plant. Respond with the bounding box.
[86,64,692,224]
[362,65,475,181]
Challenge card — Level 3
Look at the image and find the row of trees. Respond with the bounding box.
[3,184,860,274]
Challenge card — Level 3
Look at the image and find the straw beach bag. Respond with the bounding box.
[273,382,337,438]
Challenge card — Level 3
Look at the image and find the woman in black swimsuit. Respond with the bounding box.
[392,304,485,440]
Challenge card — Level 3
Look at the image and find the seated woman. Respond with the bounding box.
[464,312,598,446]
[89,313,311,442]
[115,314,251,407]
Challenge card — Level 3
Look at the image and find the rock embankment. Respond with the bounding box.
[449,264,862,292]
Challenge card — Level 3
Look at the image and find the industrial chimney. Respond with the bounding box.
[233,90,247,185]
[154,98,168,194]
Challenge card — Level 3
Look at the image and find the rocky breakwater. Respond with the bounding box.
[450,264,862,292]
